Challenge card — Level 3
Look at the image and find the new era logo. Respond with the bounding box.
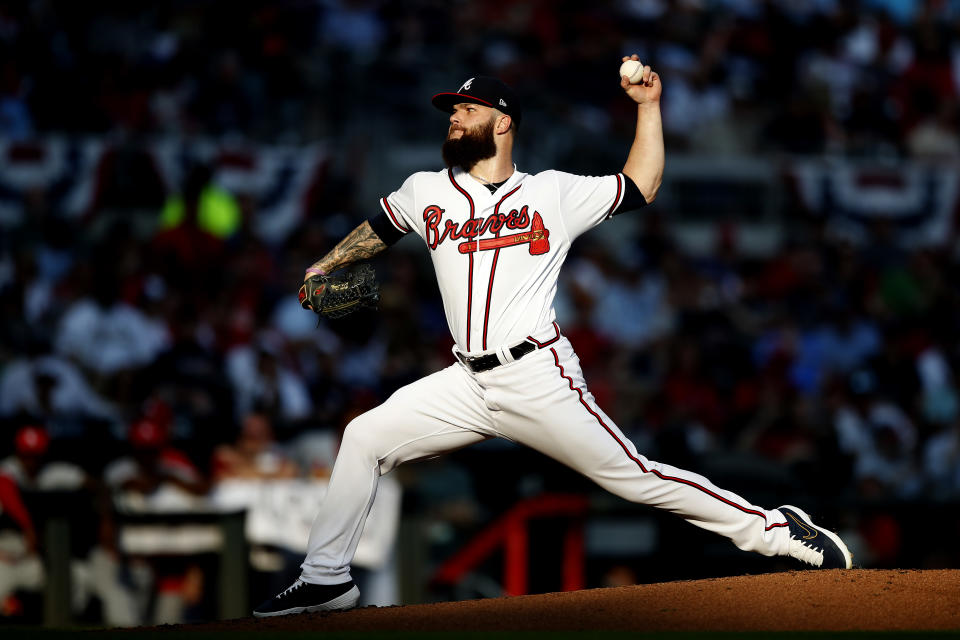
[499,98,507,107]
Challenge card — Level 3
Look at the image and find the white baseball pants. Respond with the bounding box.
[300,333,792,585]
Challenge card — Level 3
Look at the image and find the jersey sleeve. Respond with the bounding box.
[379,174,418,237]
[368,212,405,246]
[552,171,629,239]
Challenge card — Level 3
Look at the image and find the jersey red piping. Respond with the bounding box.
[606,173,624,218]
[482,184,522,350]
[527,321,561,348]
[448,169,476,351]
[381,197,411,233]
[548,347,787,532]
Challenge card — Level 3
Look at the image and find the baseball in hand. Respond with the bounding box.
[619,59,644,84]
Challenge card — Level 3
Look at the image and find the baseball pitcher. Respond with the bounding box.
[255,56,852,617]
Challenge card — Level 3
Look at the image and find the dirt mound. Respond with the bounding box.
[182,569,960,632]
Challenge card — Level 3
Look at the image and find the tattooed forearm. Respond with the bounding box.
[306,220,387,276]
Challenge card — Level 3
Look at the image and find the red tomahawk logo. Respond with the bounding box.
[458,212,550,255]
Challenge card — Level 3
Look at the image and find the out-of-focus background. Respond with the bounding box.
[1,0,959,628]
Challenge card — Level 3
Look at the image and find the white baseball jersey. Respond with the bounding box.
[379,167,627,353]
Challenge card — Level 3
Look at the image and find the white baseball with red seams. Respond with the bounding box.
[619,59,645,84]
[298,165,798,586]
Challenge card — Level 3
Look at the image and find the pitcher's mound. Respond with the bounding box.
[193,569,960,632]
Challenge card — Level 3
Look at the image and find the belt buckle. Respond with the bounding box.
[456,351,477,371]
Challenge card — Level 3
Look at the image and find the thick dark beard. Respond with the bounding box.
[442,119,497,172]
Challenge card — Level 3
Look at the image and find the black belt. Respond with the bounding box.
[456,340,537,373]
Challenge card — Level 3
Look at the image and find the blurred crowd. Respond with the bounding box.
[2,0,960,627]
[3,0,960,156]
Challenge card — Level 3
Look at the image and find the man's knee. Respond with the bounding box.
[340,412,385,459]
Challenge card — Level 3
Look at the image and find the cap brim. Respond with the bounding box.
[431,92,494,113]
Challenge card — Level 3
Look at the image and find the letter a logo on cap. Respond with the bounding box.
[459,78,474,92]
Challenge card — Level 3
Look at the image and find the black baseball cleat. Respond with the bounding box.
[253,578,360,617]
[779,505,853,569]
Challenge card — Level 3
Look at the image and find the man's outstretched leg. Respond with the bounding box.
[486,339,852,570]
[254,365,492,616]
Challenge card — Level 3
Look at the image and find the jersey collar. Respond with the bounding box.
[452,164,522,197]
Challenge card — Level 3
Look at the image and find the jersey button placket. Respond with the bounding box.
[466,195,495,353]
[476,190,513,352]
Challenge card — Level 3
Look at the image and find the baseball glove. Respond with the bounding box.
[299,264,380,319]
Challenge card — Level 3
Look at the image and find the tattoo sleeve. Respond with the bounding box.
[306,220,387,276]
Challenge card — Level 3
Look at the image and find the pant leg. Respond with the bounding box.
[300,364,492,585]
[483,338,790,556]
[86,546,141,627]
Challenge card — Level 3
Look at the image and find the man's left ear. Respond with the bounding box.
[496,115,512,135]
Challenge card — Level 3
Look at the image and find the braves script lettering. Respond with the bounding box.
[423,204,534,250]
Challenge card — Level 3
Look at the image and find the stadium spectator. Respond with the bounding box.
[225,331,313,425]
[54,263,169,386]
[0,426,140,625]
[0,353,119,439]
[102,419,210,624]
[0,425,85,490]
[211,411,298,481]
[0,472,40,619]
[104,418,209,511]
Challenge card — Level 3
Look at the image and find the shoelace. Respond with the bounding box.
[277,579,304,599]
[788,536,824,567]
